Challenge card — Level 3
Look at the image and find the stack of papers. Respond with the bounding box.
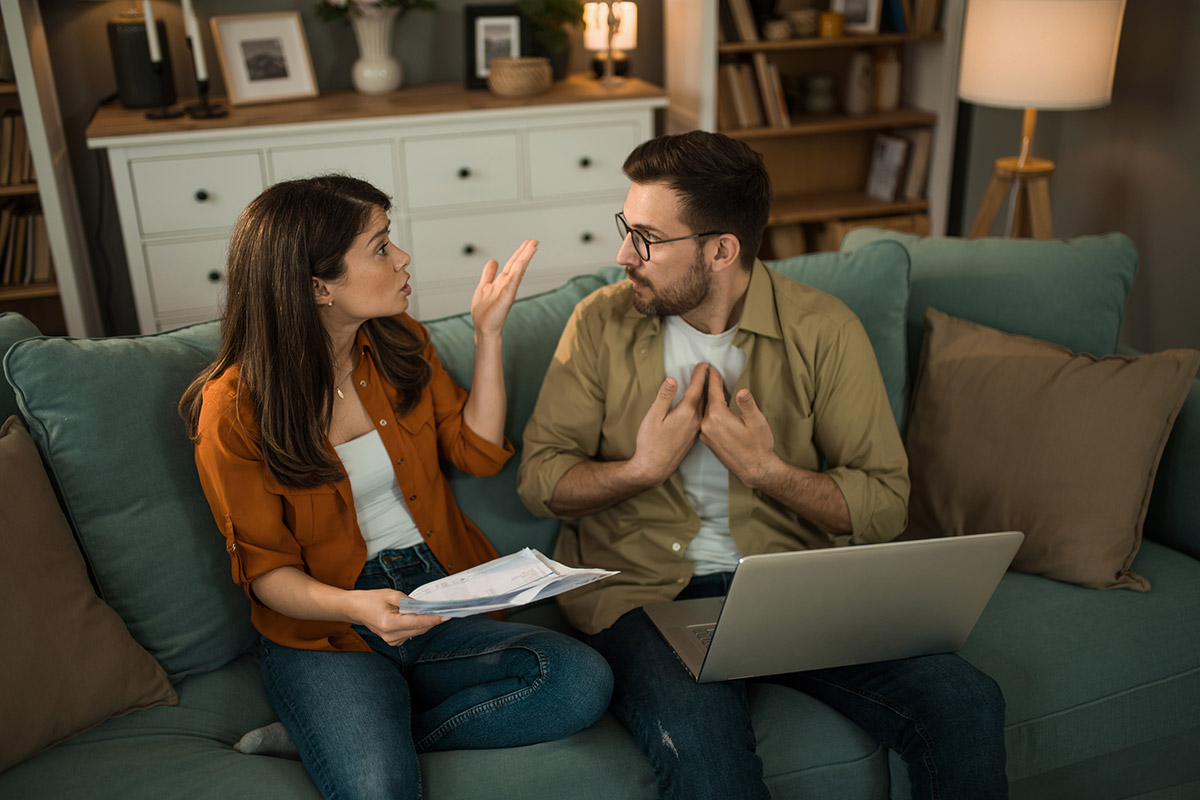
[395,548,617,618]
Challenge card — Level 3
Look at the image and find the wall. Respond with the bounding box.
[36,0,664,334]
[957,0,1200,353]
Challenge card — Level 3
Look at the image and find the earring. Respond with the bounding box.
[326,298,334,308]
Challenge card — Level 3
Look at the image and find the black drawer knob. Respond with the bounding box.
[581,232,593,243]
[579,157,592,168]
[207,270,222,283]
[463,244,476,256]
[195,190,209,202]
[457,167,471,179]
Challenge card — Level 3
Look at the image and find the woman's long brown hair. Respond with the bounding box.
[180,175,431,488]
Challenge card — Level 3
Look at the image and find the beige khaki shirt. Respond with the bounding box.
[517,261,909,634]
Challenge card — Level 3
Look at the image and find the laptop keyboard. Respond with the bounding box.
[689,624,716,650]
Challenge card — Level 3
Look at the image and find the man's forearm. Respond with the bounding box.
[547,458,659,517]
[750,455,853,535]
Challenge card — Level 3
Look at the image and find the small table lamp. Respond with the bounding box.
[959,0,1126,239]
[583,2,637,88]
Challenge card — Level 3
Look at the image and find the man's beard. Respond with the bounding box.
[629,250,712,317]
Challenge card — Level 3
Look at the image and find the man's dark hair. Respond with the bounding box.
[622,131,773,270]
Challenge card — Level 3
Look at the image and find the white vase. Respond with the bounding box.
[350,6,403,94]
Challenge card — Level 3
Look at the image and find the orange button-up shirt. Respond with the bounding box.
[193,316,513,651]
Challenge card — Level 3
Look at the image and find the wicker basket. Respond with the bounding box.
[487,57,552,97]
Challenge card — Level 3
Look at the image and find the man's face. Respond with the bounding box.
[618,183,712,318]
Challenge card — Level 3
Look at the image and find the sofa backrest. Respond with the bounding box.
[4,321,253,682]
[0,312,40,424]
[840,229,1199,561]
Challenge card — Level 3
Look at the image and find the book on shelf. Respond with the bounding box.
[882,0,912,33]
[912,0,942,33]
[735,62,765,128]
[865,133,910,202]
[894,128,933,200]
[751,53,787,129]
[0,204,15,285]
[0,112,14,186]
[716,63,739,130]
[9,114,26,186]
[725,0,760,43]
[32,212,52,284]
[768,62,790,129]
[768,223,807,259]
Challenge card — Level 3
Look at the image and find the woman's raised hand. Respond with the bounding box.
[470,239,537,338]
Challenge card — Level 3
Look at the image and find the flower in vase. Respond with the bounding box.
[315,0,436,23]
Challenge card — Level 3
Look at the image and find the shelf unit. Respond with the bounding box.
[663,0,965,254]
[0,0,102,336]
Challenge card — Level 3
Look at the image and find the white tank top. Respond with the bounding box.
[333,430,424,557]
[663,315,748,575]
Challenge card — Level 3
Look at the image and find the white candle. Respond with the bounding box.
[142,0,161,63]
[180,0,208,82]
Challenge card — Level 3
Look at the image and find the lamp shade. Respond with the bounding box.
[958,0,1126,110]
[583,2,638,52]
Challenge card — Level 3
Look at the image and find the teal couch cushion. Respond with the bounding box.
[839,230,1139,391]
[1144,378,1200,559]
[0,312,39,424]
[3,321,256,681]
[959,540,1200,784]
[766,239,912,427]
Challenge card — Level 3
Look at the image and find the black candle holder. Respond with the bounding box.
[183,36,227,119]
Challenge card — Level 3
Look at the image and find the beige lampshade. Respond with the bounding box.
[958,0,1126,110]
[583,2,638,52]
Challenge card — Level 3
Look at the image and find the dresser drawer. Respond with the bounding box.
[402,132,520,209]
[143,237,229,317]
[407,201,617,309]
[269,140,399,200]
[528,121,640,199]
[129,152,266,236]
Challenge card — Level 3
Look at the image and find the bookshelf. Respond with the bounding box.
[0,0,102,336]
[663,0,965,256]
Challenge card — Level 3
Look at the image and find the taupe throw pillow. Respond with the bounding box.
[904,309,1200,590]
[0,417,177,771]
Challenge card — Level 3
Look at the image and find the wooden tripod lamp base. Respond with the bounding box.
[967,108,1056,240]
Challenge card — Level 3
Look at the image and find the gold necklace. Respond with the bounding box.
[334,369,354,400]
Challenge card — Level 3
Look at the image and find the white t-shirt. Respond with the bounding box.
[334,429,424,557]
[663,315,748,575]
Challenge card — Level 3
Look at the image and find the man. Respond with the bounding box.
[516,131,1006,800]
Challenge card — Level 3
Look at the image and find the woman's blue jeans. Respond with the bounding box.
[259,544,613,800]
[588,571,1008,800]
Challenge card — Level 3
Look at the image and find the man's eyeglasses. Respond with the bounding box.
[615,212,725,261]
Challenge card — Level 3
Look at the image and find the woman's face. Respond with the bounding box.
[322,206,412,322]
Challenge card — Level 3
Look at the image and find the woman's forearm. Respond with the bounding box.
[462,331,506,446]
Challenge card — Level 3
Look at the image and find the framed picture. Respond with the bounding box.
[464,4,531,90]
[832,0,883,34]
[210,12,318,106]
[865,133,910,202]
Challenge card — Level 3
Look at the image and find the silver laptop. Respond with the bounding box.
[643,531,1024,683]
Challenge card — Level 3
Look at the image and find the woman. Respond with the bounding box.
[181,175,612,799]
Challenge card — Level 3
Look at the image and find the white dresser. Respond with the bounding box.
[86,77,666,332]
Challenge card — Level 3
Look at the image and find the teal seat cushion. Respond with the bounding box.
[0,653,318,800]
[839,230,1139,389]
[0,312,40,424]
[3,321,256,681]
[959,540,1200,783]
[1144,378,1200,559]
[0,647,892,800]
[766,239,912,427]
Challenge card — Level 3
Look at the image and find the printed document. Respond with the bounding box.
[394,548,617,618]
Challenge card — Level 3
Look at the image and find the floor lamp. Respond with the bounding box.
[959,0,1126,239]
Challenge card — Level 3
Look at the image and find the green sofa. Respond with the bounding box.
[2,232,1198,799]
